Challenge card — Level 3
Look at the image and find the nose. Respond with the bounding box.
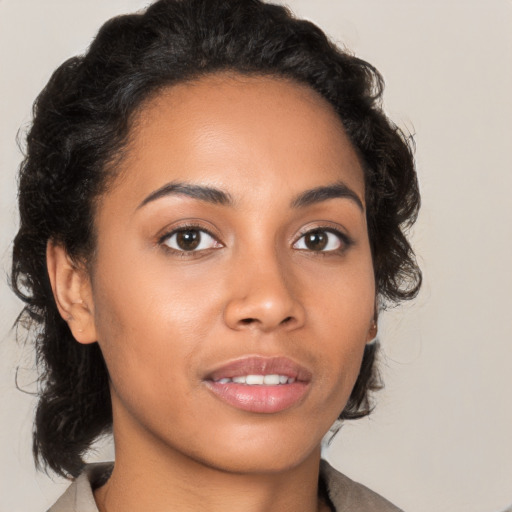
[223,251,306,333]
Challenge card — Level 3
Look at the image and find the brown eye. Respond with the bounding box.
[293,229,344,252]
[303,231,328,251]
[162,228,220,252]
[176,229,201,250]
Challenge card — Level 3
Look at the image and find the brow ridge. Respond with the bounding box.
[138,180,362,211]
[291,181,364,211]
[138,181,233,209]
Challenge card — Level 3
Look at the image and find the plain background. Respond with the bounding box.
[1,1,511,511]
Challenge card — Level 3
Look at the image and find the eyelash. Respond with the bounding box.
[158,224,353,257]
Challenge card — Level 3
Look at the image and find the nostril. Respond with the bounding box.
[240,316,293,326]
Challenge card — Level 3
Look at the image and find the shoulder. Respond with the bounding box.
[46,463,113,512]
[320,459,404,512]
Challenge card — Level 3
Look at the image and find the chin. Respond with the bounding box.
[195,449,316,475]
[182,425,323,475]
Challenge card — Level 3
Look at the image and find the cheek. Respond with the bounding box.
[304,252,375,397]
[90,271,213,439]
[305,245,375,327]
[89,248,220,399]
[92,237,219,336]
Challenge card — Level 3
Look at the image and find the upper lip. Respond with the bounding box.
[204,356,312,382]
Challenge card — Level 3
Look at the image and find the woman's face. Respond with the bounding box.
[85,74,375,473]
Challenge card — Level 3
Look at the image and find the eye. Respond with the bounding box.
[161,227,221,252]
[293,229,346,252]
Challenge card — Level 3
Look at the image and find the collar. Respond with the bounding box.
[48,459,402,512]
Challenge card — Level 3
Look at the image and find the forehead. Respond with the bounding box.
[110,73,365,208]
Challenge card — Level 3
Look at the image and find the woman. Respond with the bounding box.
[11,0,421,510]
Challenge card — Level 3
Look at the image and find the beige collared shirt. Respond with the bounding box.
[47,459,403,512]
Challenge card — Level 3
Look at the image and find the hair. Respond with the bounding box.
[11,0,421,478]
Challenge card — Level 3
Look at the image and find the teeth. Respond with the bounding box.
[246,375,264,385]
[263,374,280,385]
[215,374,296,385]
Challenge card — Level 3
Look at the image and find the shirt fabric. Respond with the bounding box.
[47,459,403,512]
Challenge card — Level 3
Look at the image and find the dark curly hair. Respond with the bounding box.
[11,0,421,479]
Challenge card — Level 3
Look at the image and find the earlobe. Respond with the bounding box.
[46,240,97,344]
[365,300,379,343]
[366,317,378,343]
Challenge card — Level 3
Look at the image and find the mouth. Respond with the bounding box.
[203,356,311,414]
[214,374,297,385]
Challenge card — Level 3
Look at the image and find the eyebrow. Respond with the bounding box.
[137,179,363,211]
[137,181,233,209]
[290,181,364,211]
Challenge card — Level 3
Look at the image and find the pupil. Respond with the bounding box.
[177,229,200,250]
[305,231,327,251]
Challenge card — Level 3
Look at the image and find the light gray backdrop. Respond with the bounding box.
[1,1,511,511]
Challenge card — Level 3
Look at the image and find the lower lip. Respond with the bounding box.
[204,381,309,413]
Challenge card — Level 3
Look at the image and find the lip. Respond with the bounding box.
[203,356,312,414]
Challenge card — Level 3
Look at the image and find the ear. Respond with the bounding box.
[46,240,97,344]
[366,320,378,342]
[366,308,378,343]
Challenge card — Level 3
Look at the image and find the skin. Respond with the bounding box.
[47,73,376,512]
